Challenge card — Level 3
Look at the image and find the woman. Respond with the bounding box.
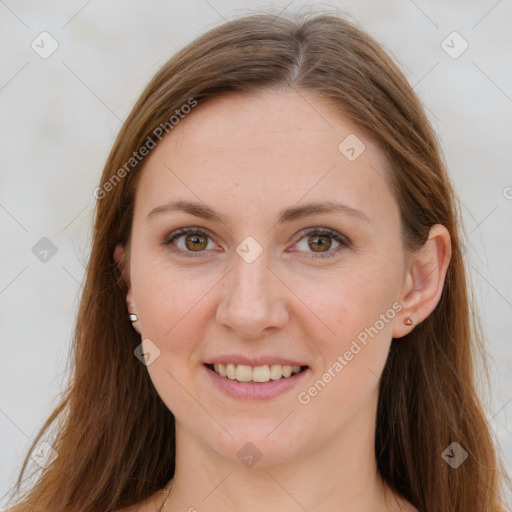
[7,9,507,512]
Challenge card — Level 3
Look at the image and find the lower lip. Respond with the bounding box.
[204,364,310,401]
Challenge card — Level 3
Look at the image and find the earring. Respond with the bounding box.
[129,313,138,322]
[403,317,414,326]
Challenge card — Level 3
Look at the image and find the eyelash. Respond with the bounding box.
[162,227,349,259]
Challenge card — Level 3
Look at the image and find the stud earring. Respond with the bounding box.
[129,313,138,323]
[403,317,414,326]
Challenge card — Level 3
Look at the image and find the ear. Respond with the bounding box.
[114,243,141,334]
[393,224,451,338]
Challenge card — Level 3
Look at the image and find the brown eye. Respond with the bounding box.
[185,233,208,251]
[294,228,349,259]
[163,227,215,256]
[308,234,332,252]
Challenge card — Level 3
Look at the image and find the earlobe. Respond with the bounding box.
[126,289,141,334]
[113,243,141,335]
[393,224,451,339]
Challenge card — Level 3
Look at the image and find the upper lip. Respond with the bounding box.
[205,355,308,367]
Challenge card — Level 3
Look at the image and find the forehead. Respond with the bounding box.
[135,90,397,229]
[161,89,381,169]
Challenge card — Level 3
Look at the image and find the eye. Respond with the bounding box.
[163,226,349,259]
[293,228,349,259]
[163,227,217,256]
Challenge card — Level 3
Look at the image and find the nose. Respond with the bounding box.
[215,251,289,340]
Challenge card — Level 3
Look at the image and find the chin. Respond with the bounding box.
[202,419,314,468]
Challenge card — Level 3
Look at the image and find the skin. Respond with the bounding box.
[114,89,451,512]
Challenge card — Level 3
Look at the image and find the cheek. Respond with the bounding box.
[131,263,219,413]
[294,298,396,425]
[129,240,212,343]
[292,260,400,407]
[293,258,401,340]
[134,263,217,347]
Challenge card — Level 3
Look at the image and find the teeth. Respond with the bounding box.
[236,364,253,382]
[252,365,270,382]
[270,364,283,380]
[226,363,236,380]
[211,363,303,383]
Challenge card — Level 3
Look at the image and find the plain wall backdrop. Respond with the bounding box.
[1,0,511,506]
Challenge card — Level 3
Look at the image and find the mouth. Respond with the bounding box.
[204,362,309,383]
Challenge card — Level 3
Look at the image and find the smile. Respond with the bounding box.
[204,361,311,400]
[206,363,307,383]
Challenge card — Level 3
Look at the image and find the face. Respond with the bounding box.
[118,89,412,466]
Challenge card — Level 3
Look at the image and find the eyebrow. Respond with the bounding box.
[146,200,370,225]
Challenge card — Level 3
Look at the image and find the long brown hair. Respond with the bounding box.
[7,8,507,512]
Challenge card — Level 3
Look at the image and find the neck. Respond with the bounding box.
[161,391,404,512]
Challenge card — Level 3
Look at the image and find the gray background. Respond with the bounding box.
[1,0,511,506]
